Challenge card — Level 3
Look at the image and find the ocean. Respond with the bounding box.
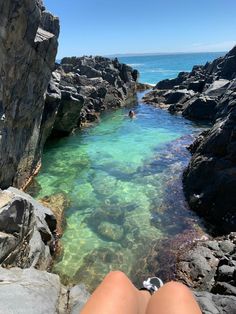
[117,52,225,85]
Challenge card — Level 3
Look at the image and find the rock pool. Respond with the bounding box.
[35,92,207,291]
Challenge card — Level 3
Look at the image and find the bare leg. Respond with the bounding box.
[146,281,202,314]
[81,271,151,314]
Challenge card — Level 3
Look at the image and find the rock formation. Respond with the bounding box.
[0,0,59,189]
[45,56,138,136]
[143,46,236,233]
[0,187,56,270]
[0,187,90,313]
[176,233,236,313]
[0,267,90,314]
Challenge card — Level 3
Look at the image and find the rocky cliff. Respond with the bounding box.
[0,0,59,189]
[143,46,236,233]
[44,56,138,137]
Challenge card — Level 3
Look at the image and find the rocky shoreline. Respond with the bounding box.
[143,46,236,312]
[0,188,90,313]
[143,46,236,233]
[0,0,236,313]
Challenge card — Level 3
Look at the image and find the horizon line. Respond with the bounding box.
[57,50,226,60]
[106,50,226,57]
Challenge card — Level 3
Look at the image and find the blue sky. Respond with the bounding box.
[44,0,236,58]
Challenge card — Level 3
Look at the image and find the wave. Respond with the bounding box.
[148,68,188,74]
[128,63,144,67]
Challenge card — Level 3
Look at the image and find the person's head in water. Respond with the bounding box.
[129,110,135,118]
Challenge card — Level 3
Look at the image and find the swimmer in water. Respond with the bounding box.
[128,110,136,118]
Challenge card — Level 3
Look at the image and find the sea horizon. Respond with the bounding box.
[106,50,226,58]
[57,51,226,85]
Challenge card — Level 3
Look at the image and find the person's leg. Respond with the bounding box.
[81,271,151,314]
[146,281,202,314]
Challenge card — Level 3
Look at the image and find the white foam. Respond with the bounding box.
[128,63,144,67]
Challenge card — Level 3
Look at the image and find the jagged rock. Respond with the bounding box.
[195,291,236,314]
[165,89,195,104]
[143,46,236,122]
[47,56,138,136]
[182,96,217,121]
[176,233,236,290]
[0,267,90,314]
[204,79,230,97]
[39,192,70,237]
[0,0,59,189]
[183,107,236,231]
[143,46,236,232]
[176,234,236,313]
[0,187,56,270]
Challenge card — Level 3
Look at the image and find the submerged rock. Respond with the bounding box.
[39,192,70,237]
[97,221,124,242]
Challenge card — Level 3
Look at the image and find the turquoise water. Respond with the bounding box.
[35,93,207,291]
[118,52,225,84]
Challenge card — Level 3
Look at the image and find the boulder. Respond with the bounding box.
[176,234,236,313]
[164,89,194,104]
[0,267,66,314]
[195,291,236,314]
[182,96,217,121]
[204,79,230,97]
[0,187,56,270]
[188,80,205,93]
[0,267,91,314]
[97,221,124,242]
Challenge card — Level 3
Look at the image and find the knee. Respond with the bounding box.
[104,271,129,285]
[162,281,192,300]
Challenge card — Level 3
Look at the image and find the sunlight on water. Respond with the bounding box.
[35,94,206,291]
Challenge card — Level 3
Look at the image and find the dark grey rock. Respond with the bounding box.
[46,56,138,135]
[0,0,59,189]
[176,234,236,313]
[188,80,205,92]
[219,240,235,254]
[217,265,235,282]
[164,89,194,104]
[182,96,217,121]
[0,187,56,269]
[195,291,236,314]
[212,282,236,296]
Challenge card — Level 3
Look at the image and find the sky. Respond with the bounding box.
[44,0,236,59]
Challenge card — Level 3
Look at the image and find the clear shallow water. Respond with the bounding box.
[35,93,207,291]
[118,52,225,84]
